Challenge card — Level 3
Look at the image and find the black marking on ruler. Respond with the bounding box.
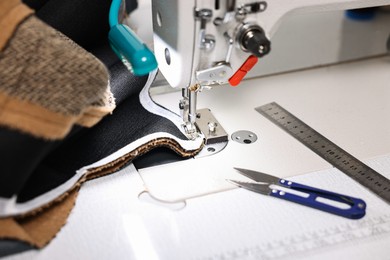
[256,102,390,204]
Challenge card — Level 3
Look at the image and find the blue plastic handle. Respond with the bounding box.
[270,180,366,219]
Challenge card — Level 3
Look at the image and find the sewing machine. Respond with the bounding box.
[5,1,390,259]
[150,0,390,141]
[132,0,390,202]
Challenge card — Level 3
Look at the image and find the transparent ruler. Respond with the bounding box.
[205,214,390,260]
[255,102,390,204]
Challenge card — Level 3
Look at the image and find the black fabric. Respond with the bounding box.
[0,128,56,198]
[0,127,83,198]
[0,240,33,258]
[2,0,193,203]
[17,64,188,203]
[22,0,50,10]
[133,147,186,169]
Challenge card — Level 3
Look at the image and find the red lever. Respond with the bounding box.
[228,55,258,86]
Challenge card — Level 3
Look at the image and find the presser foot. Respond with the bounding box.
[182,108,229,156]
[182,121,199,140]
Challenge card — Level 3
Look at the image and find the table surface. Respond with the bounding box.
[140,55,390,202]
[5,56,390,260]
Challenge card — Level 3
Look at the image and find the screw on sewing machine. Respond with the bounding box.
[213,1,268,25]
[236,1,267,21]
[208,122,218,134]
[195,9,215,50]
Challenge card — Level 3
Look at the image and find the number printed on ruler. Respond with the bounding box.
[255,102,390,204]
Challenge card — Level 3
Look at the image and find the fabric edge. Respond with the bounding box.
[0,137,203,248]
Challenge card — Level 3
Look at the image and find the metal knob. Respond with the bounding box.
[237,24,271,57]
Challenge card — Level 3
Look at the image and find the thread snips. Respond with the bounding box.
[228,168,366,219]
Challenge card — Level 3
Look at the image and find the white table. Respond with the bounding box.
[6,56,390,260]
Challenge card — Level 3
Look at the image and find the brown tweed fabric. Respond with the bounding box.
[0,15,114,139]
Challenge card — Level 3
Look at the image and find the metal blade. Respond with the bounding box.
[233,167,279,184]
[227,179,272,195]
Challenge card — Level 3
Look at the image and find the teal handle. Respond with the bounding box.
[108,24,158,76]
[108,0,157,76]
[109,0,122,27]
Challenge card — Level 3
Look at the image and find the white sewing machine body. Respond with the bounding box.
[150,0,390,136]
[152,0,390,89]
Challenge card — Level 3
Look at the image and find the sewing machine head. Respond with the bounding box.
[150,0,390,137]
